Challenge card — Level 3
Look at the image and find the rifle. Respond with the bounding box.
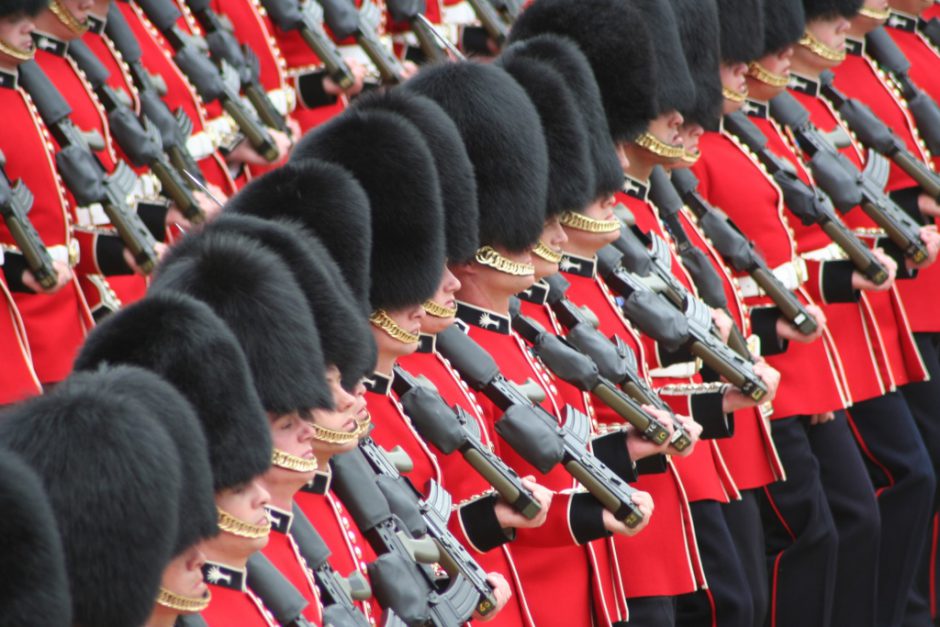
[464,0,508,45]
[866,26,940,154]
[246,553,317,626]
[596,247,769,402]
[66,40,205,223]
[17,61,160,273]
[135,0,280,162]
[434,325,646,527]
[386,0,464,63]
[322,0,406,84]
[612,229,689,310]
[489,0,522,25]
[261,0,356,90]
[391,366,542,519]
[723,110,890,284]
[0,151,57,289]
[289,504,374,627]
[184,0,289,133]
[819,70,940,200]
[668,167,819,334]
[769,91,929,263]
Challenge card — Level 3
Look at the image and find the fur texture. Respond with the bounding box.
[669,0,724,130]
[802,0,863,20]
[0,448,71,627]
[631,0,696,115]
[716,0,766,63]
[509,0,657,142]
[206,214,376,387]
[153,231,333,412]
[73,292,271,492]
[354,89,480,264]
[225,158,373,313]
[0,368,181,627]
[405,62,548,252]
[498,48,594,217]
[0,0,46,17]
[293,109,445,310]
[763,0,806,54]
[502,34,623,200]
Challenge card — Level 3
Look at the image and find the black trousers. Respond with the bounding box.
[723,490,769,627]
[846,390,936,627]
[676,500,753,627]
[628,596,677,627]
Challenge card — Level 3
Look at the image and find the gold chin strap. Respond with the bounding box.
[681,149,701,165]
[0,38,33,60]
[423,299,457,319]
[634,132,686,159]
[723,85,749,103]
[272,448,319,473]
[474,245,535,276]
[559,211,622,234]
[217,507,270,539]
[799,30,846,62]
[312,420,365,445]
[532,240,563,263]
[49,0,89,34]
[370,309,421,344]
[747,62,790,87]
[859,6,890,20]
[156,588,211,613]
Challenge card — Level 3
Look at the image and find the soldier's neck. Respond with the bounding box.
[455,281,511,316]
[267,485,300,511]
[789,56,824,80]
[622,156,654,183]
[201,542,250,571]
[374,351,397,378]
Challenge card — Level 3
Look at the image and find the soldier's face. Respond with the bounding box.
[0,14,35,64]
[645,110,685,165]
[720,62,749,114]
[214,480,271,552]
[796,16,851,71]
[562,196,621,255]
[746,47,795,101]
[532,216,568,280]
[310,365,361,456]
[420,265,462,335]
[889,0,934,15]
[266,410,318,487]
[372,305,425,357]
[158,546,209,612]
[674,123,705,170]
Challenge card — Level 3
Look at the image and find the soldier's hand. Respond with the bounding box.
[225,130,292,165]
[400,60,420,80]
[603,490,654,536]
[21,260,72,294]
[854,248,896,291]
[918,192,940,218]
[908,226,940,270]
[323,58,367,97]
[627,406,674,459]
[494,476,553,530]
[670,412,702,456]
[710,307,733,343]
[776,304,826,344]
[753,360,781,406]
[123,242,168,275]
[473,573,512,622]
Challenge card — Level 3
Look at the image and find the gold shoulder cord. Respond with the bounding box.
[156,588,211,613]
[423,299,458,319]
[271,448,319,473]
[370,309,421,344]
[799,30,846,62]
[559,211,622,234]
[532,240,564,263]
[217,507,270,539]
[474,245,536,276]
[747,62,790,87]
[634,132,686,159]
[49,0,89,34]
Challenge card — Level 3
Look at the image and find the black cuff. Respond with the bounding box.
[460,26,494,56]
[657,341,696,368]
[890,186,927,224]
[691,392,734,439]
[457,494,514,553]
[876,237,918,280]
[635,454,668,475]
[749,306,787,356]
[137,201,168,242]
[820,260,861,303]
[296,70,339,110]
[570,492,611,545]
[591,431,638,483]
[95,234,134,275]
[1,252,32,293]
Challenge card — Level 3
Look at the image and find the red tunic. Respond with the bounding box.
[262,506,324,623]
[201,562,279,626]
[0,272,41,405]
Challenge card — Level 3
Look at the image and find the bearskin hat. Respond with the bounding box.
[354,89,480,264]
[802,0,863,20]
[0,0,46,18]
[405,62,548,253]
[716,0,766,63]
[293,109,445,310]
[0,368,182,627]
[631,0,696,116]
[509,0,657,142]
[0,448,71,627]
[499,45,594,218]
[224,158,373,313]
[669,0,724,130]
[501,34,623,201]
[73,292,271,492]
[153,231,333,413]
[205,213,376,387]
[762,0,806,54]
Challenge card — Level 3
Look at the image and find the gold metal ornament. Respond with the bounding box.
[49,0,90,34]
[559,211,622,234]
[532,240,563,263]
[156,587,211,613]
[369,309,421,344]
[474,245,536,276]
[272,448,319,473]
[798,30,846,62]
[0,38,34,60]
[859,6,890,21]
[217,507,270,539]
[635,132,686,159]
[722,85,749,103]
[423,299,458,319]
[312,421,364,445]
[747,62,790,87]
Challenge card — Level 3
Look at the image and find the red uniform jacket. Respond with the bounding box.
[201,561,279,626]
[263,505,324,623]
[0,269,41,404]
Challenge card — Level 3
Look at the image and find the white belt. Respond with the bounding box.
[736,258,807,298]
[0,240,79,268]
[853,227,887,240]
[265,86,297,117]
[204,114,241,151]
[337,41,395,78]
[186,128,220,161]
[441,2,477,26]
[802,242,849,263]
[649,361,700,379]
[75,202,111,227]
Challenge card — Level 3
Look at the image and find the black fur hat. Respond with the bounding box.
[205,213,376,387]
[0,368,182,627]
[73,292,271,492]
[0,0,46,18]
[669,0,724,130]
[631,0,696,115]
[509,0,657,142]
[802,0,862,20]
[354,89,480,264]
[501,34,623,201]
[293,109,445,310]
[224,158,373,313]
[716,0,766,63]
[405,62,548,253]
[153,230,334,412]
[498,46,594,218]
[0,448,71,627]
